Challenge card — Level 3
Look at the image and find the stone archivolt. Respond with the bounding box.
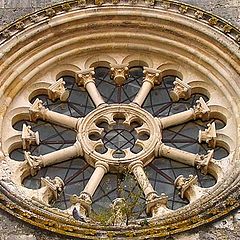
[0,0,239,239]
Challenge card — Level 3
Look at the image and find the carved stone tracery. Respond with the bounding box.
[0,1,238,238]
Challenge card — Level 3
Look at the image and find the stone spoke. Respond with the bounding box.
[132,67,161,106]
[29,98,80,129]
[159,97,210,129]
[157,144,214,174]
[70,161,109,218]
[128,160,172,217]
[24,141,82,172]
[77,68,105,107]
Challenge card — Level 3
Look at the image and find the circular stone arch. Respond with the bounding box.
[0,0,239,239]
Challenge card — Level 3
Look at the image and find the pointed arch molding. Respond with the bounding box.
[0,0,239,239]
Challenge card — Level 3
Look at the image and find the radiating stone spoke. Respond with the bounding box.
[22,141,83,176]
[70,161,109,218]
[77,68,105,107]
[157,144,214,174]
[133,67,161,106]
[159,97,210,129]
[128,160,172,217]
[29,98,80,129]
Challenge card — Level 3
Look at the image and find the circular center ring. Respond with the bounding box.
[77,104,161,172]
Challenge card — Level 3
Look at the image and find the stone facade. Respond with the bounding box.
[0,0,240,240]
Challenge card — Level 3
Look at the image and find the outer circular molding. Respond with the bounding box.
[0,0,239,239]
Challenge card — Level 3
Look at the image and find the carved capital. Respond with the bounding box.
[110,64,129,86]
[143,67,161,87]
[128,160,143,172]
[22,124,40,150]
[146,193,171,217]
[193,97,210,121]
[29,98,47,122]
[199,122,217,148]
[48,79,69,102]
[108,198,127,226]
[170,78,191,102]
[70,192,92,217]
[175,175,200,202]
[24,151,42,176]
[77,68,95,87]
[195,150,214,175]
[95,160,109,173]
[39,176,64,204]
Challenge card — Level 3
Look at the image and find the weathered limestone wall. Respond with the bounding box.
[0,0,239,240]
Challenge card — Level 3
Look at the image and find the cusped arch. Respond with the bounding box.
[84,55,117,69]
[51,64,81,80]
[122,54,153,68]
[157,62,185,80]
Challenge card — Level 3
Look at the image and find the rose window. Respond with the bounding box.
[0,0,239,239]
[8,66,230,220]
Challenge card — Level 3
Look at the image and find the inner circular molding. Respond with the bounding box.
[78,104,160,170]
[0,0,239,239]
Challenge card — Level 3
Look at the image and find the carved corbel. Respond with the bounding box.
[77,68,95,87]
[175,175,203,202]
[22,124,40,150]
[193,97,210,121]
[70,192,92,217]
[146,193,172,217]
[169,78,191,102]
[32,176,64,205]
[29,98,46,122]
[199,122,217,148]
[48,79,69,102]
[108,198,127,226]
[24,151,42,176]
[110,64,129,86]
[143,67,161,87]
[195,150,214,175]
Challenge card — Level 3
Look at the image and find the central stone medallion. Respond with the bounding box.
[77,104,161,172]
